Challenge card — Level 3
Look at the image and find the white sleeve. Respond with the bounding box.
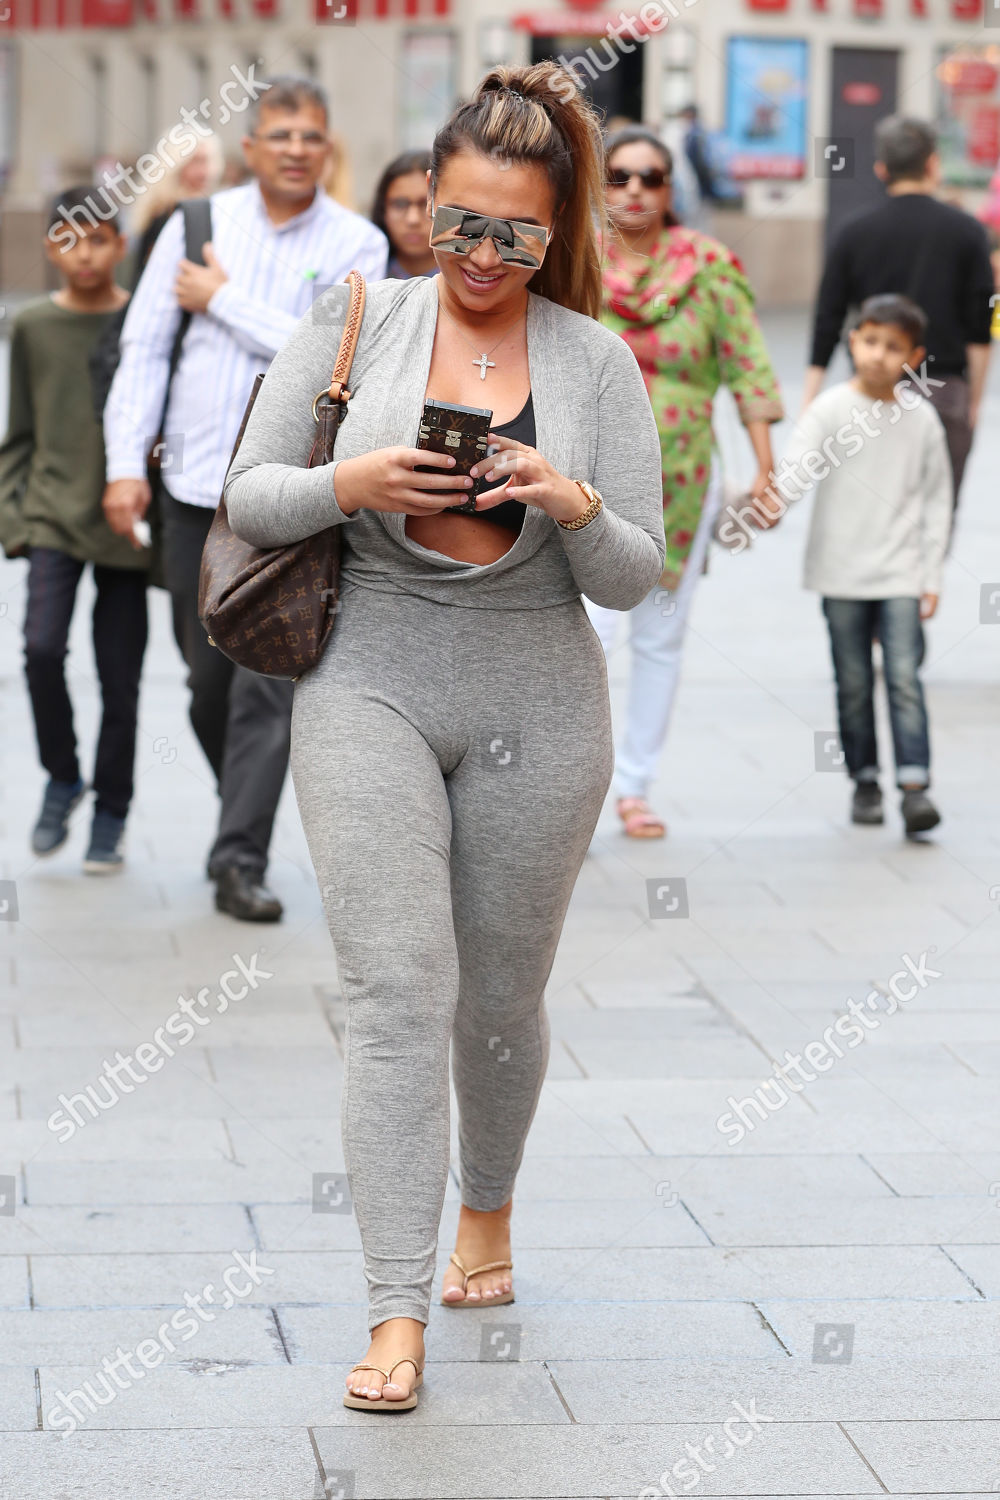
[919,410,953,596]
[104,209,186,482]
[205,282,299,358]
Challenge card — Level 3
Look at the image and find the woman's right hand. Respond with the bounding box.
[332,448,474,517]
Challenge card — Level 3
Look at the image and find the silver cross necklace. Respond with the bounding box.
[439,301,526,380]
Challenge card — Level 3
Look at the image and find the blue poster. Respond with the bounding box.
[725,36,809,180]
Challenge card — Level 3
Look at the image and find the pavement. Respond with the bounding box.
[1,312,999,1499]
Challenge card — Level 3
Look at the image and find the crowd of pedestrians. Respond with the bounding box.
[0,61,989,1408]
[1,79,986,883]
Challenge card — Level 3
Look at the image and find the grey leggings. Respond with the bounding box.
[290,581,614,1329]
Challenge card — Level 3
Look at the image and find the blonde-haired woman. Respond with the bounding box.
[224,64,665,1410]
[129,134,225,285]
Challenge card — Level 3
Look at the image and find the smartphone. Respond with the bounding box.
[415,398,493,514]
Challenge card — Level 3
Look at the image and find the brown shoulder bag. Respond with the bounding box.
[198,269,366,680]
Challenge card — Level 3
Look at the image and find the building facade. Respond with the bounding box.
[1,0,997,301]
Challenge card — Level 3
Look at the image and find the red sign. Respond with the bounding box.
[853,0,883,16]
[728,153,805,180]
[969,105,1000,162]
[316,0,446,15]
[952,0,981,15]
[745,0,789,9]
[842,81,882,105]
[944,58,998,91]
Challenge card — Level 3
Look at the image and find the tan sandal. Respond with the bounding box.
[343,1355,424,1411]
[440,1253,515,1308]
[617,796,666,839]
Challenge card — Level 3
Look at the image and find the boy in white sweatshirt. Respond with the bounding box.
[776,294,952,835]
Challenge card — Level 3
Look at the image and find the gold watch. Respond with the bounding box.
[557,481,604,530]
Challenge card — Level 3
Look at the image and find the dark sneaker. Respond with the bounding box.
[851,782,884,825]
[214,866,282,922]
[31,778,86,855]
[901,789,941,836]
[83,810,126,874]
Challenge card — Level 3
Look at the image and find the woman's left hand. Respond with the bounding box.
[469,433,590,524]
[745,467,783,530]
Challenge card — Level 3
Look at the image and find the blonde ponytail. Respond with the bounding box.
[430,63,607,320]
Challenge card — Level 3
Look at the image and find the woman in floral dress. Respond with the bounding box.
[586,126,784,838]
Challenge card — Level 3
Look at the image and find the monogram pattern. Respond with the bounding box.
[197,272,366,681]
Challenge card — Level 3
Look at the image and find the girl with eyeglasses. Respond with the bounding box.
[587,126,784,839]
[224,66,665,1412]
[371,150,439,279]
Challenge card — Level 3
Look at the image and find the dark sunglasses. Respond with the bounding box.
[606,167,670,190]
[429,203,551,269]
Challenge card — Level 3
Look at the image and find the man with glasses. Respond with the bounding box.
[102,76,387,922]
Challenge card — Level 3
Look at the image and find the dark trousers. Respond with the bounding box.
[23,546,148,820]
[822,597,930,790]
[158,485,292,878]
[926,374,972,510]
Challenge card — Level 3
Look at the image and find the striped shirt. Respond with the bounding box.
[104,181,388,508]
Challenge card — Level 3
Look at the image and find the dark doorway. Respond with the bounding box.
[531,34,644,128]
[827,47,900,242]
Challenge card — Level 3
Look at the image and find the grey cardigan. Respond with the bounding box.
[224,275,665,611]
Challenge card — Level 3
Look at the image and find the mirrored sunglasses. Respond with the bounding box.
[429,204,550,269]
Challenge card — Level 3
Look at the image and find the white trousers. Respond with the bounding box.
[585,468,723,800]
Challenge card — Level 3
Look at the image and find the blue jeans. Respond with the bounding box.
[821,597,930,789]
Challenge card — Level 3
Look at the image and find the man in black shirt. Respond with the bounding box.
[805,116,993,508]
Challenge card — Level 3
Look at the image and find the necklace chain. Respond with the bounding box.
[439,299,525,379]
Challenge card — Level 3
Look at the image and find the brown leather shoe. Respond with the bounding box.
[214,866,282,922]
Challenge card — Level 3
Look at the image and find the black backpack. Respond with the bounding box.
[89,197,213,423]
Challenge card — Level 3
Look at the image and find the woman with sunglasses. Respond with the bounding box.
[589,126,783,839]
[223,65,664,1411]
[371,149,439,279]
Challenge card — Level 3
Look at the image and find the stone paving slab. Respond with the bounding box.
[310,1420,880,1499]
[0,1257,29,1309]
[842,1419,1000,1492]
[863,1151,1000,1195]
[0,1430,318,1500]
[279,1299,781,1364]
[253,1198,713,1254]
[1,1117,232,1162]
[755,1300,1000,1359]
[0,1306,286,1364]
[36,1360,570,1428]
[0,1203,251,1255]
[0,1366,37,1431]
[674,1192,1000,1246]
[27,1249,367,1309]
[547,1356,1000,1424]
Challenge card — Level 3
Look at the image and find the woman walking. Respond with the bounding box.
[587,126,783,838]
[224,65,664,1410]
[372,149,439,279]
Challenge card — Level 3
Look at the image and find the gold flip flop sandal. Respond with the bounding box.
[440,1253,515,1307]
[342,1355,424,1411]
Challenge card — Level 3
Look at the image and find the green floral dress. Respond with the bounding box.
[602,226,784,591]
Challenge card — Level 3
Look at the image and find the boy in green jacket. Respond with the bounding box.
[0,188,149,871]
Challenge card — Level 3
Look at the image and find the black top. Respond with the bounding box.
[810,194,994,376]
[476,392,535,533]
